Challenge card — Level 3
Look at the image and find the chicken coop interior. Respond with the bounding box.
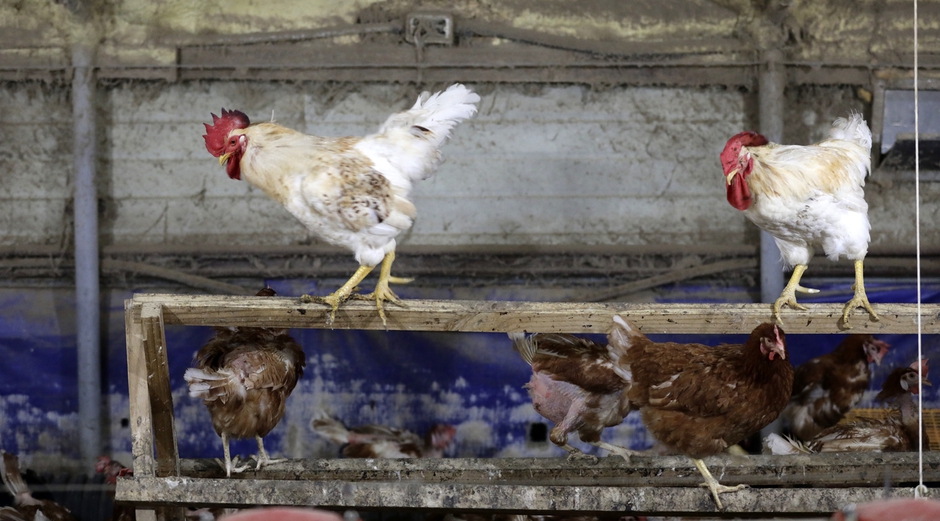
[2,0,940,520]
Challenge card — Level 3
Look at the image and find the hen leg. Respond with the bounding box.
[586,440,636,463]
[217,433,251,477]
[692,458,747,510]
[772,264,819,324]
[549,399,599,463]
[841,259,878,328]
[301,264,376,325]
[252,435,285,470]
[351,250,413,327]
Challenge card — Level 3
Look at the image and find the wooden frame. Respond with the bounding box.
[118,294,940,518]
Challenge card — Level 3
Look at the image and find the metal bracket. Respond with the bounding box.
[405,12,454,46]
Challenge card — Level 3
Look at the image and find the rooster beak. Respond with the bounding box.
[924,378,933,387]
[218,152,232,166]
[726,168,739,186]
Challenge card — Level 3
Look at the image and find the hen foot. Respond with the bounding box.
[561,444,598,464]
[841,259,879,329]
[252,436,285,471]
[589,441,636,463]
[349,250,412,326]
[215,455,251,478]
[693,458,746,510]
[771,264,818,325]
[300,264,375,326]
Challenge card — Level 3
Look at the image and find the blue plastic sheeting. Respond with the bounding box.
[0,279,938,465]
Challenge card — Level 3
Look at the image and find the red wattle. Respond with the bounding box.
[727,177,751,211]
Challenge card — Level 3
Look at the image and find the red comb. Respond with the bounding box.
[203,108,250,157]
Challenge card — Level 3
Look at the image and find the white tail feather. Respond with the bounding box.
[380,84,481,148]
[763,433,813,455]
[184,368,233,400]
[828,112,872,151]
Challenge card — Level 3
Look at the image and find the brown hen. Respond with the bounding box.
[0,452,76,521]
[184,288,306,476]
[782,334,889,441]
[312,416,456,458]
[508,332,635,462]
[608,317,793,509]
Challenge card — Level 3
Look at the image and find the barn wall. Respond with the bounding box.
[2,80,938,254]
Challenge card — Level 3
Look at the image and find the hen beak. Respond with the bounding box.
[725,168,739,186]
[218,152,232,166]
[761,337,786,361]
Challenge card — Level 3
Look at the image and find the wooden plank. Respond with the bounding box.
[129,294,940,334]
[115,476,913,516]
[169,453,940,488]
[125,300,156,477]
[140,303,181,477]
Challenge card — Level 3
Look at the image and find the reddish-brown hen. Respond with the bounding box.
[608,317,793,509]
[767,359,931,454]
[184,288,306,476]
[312,416,456,458]
[508,332,635,462]
[782,334,889,441]
[0,452,76,521]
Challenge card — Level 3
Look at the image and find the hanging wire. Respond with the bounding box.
[913,0,927,500]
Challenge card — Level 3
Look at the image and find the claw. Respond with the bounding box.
[842,259,879,329]
[693,458,747,510]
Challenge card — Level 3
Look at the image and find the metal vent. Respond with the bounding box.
[406,12,454,45]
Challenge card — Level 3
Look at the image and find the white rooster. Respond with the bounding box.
[720,113,876,327]
[203,85,480,324]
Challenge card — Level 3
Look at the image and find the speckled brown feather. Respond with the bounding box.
[784,335,885,440]
[0,453,76,521]
[190,328,305,439]
[527,334,629,395]
[622,324,794,459]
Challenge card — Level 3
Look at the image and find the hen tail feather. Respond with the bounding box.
[311,416,352,445]
[763,433,814,455]
[381,84,480,148]
[828,112,872,151]
[183,368,235,401]
[1,452,38,506]
[508,332,537,366]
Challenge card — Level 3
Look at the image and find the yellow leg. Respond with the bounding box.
[692,457,747,510]
[772,264,819,325]
[351,250,414,326]
[842,259,878,328]
[301,264,376,325]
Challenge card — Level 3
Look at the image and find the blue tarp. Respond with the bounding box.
[0,278,937,464]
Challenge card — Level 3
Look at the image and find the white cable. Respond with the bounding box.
[913,0,927,500]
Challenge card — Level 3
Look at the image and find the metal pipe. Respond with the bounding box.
[758,48,786,304]
[72,40,102,467]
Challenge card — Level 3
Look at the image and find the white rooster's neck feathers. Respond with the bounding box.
[744,113,872,204]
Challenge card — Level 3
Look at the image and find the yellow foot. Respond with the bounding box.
[841,286,879,329]
[771,284,818,325]
[215,456,251,477]
[350,277,413,326]
[300,290,357,326]
[700,481,748,510]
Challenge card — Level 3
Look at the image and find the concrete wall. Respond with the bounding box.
[2,80,937,255]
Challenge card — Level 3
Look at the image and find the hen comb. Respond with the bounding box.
[910,358,929,377]
[203,108,250,157]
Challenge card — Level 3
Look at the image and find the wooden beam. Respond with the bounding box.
[124,300,156,477]
[129,294,940,334]
[140,303,181,477]
[115,475,913,516]
[170,452,940,487]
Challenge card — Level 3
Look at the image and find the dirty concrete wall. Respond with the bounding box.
[2,80,937,253]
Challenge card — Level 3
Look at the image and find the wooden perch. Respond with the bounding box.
[128,293,940,334]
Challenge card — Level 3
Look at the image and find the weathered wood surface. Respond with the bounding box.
[115,475,919,516]
[168,453,939,487]
[140,304,181,477]
[128,294,940,334]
